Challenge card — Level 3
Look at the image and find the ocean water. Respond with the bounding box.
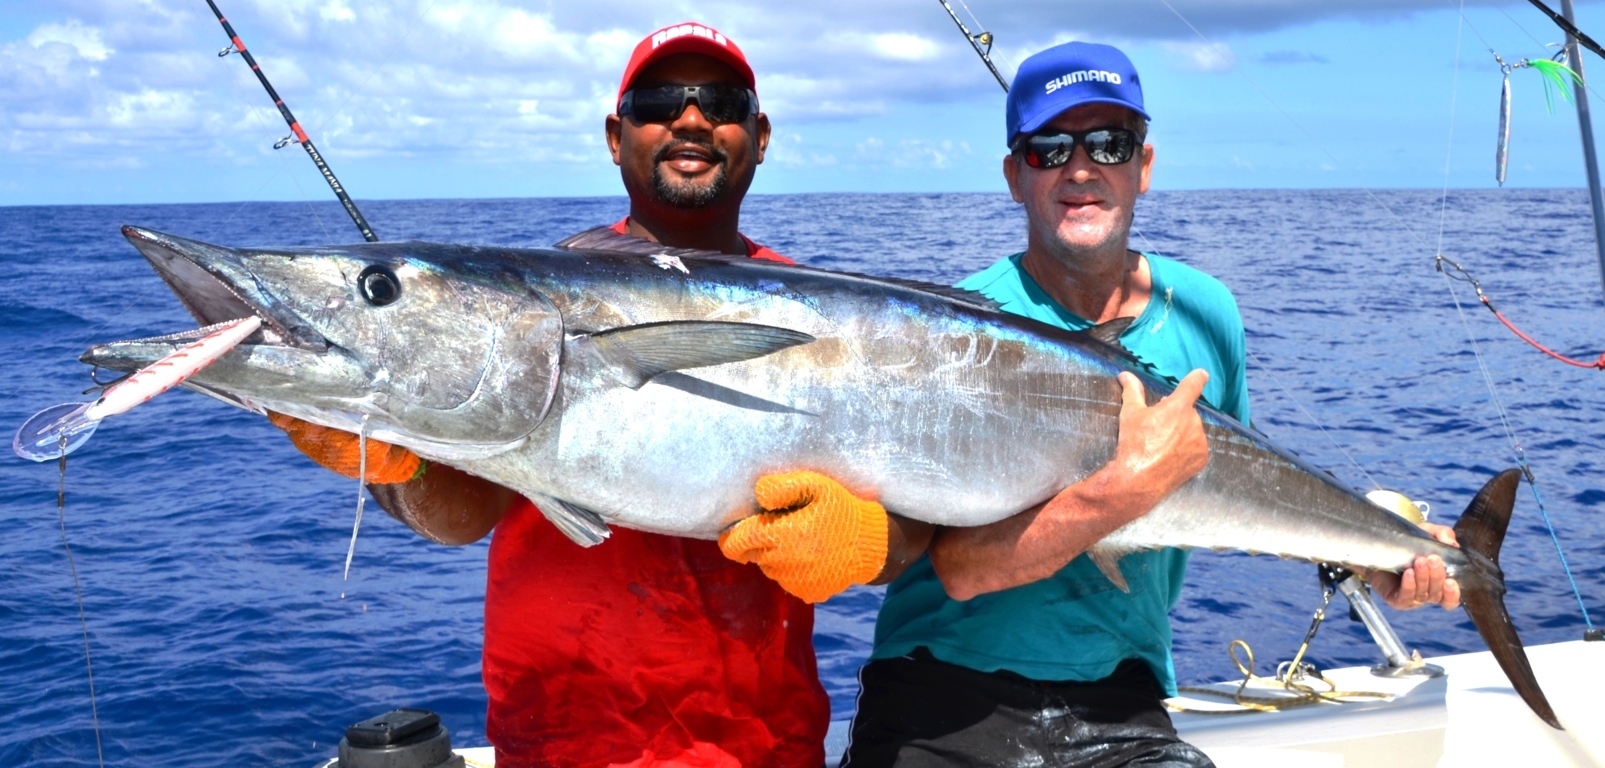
[2,190,1602,766]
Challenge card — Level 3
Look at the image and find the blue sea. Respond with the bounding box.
[3,191,1602,766]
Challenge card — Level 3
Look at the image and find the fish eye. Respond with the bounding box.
[357,265,401,306]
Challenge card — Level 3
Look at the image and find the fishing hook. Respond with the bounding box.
[82,368,132,396]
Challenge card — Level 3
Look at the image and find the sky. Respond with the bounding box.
[3,0,1605,206]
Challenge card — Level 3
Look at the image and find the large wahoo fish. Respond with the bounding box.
[87,225,1557,727]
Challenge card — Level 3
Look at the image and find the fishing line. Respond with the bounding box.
[206,0,375,242]
[1155,0,1599,634]
[1436,1,1468,258]
[952,0,1019,76]
[1131,227,1384,491]
[1152,0,1444,257]
[938,0,1011,91]
[1462,6,1602,108]
[1438,3,1599,633]
[216,38,335,242]
[949,0,1399,490]
[218,163,291,233]
[309,0,446,141]
[1436,266,1597,632]
[1495,4,1605,108]
[341,414,371,595]
[54,436,105,768]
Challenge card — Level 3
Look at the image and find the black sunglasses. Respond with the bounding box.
[1012,128,1139,168]
[619,84,758,124]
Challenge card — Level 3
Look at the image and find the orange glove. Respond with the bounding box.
[266,412,423,484]
[719,471,889,604]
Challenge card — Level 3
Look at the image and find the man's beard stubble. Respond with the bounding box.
[652,139,729,209]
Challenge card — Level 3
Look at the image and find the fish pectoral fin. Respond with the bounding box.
[527,493,612,547]
[588,320,816,389]
[1087,545,1131,593]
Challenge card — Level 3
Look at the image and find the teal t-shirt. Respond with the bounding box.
[871,251,1251,696]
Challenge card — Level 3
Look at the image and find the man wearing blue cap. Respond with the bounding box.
[845,40,1460,767]
[841,41,1231,767]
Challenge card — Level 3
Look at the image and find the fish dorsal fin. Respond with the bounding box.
[526,493,612,547]
[834,271,1004,311]
[554,226,741,261]
[1086,545,1132,593]
[554,227,1004,312]
[1087,316,1136,352]
[588,320,816,389]
[1080,317,1195,399]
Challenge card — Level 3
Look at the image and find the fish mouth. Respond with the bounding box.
[87,226,328,358]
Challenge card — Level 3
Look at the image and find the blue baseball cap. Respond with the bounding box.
[1006,42,1149,147]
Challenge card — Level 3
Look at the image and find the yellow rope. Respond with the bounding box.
[1167,640,1392,715]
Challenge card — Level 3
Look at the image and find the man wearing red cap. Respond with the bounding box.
[268,22,921,768]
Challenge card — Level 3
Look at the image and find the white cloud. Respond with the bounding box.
[868,33,940,62]
[27,20,113,62]
[765,130,838,167]
[0,0,1517,178]
[106,89,196,128]
[320,1,357,23]
[852,136,970,170]
[1162,41,1237,73]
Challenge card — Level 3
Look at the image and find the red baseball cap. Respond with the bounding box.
[616,22,755,109]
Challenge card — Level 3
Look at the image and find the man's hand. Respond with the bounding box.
[718,471,889,604]
[930,369,1212,600]
[1364,523,1463,611]
[267,412,422,484]
[1111,369,1211,507]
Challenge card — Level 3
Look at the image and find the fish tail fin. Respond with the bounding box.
[1453,468,1561,729]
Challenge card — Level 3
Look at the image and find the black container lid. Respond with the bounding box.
[345,708,441,748]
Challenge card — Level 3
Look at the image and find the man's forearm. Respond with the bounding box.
[368,463,517,546]
[931,369,1213,601]
[929,459,1169,600]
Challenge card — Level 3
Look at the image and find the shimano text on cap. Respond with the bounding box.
[1006,41,1148,147]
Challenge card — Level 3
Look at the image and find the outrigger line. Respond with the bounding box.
[1436,255,1605,370]
[204,0,378,242]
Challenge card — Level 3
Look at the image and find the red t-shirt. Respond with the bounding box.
[482,222,826,768]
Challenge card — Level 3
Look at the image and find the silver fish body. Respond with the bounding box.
[84,226,1557,727]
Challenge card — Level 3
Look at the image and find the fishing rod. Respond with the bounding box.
[1532,0,1605,307]
[1527,0,1605,61]
[936,0,1008,92]
[204,0,378,242]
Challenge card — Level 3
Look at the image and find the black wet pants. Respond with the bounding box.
[841,649,1215,768]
